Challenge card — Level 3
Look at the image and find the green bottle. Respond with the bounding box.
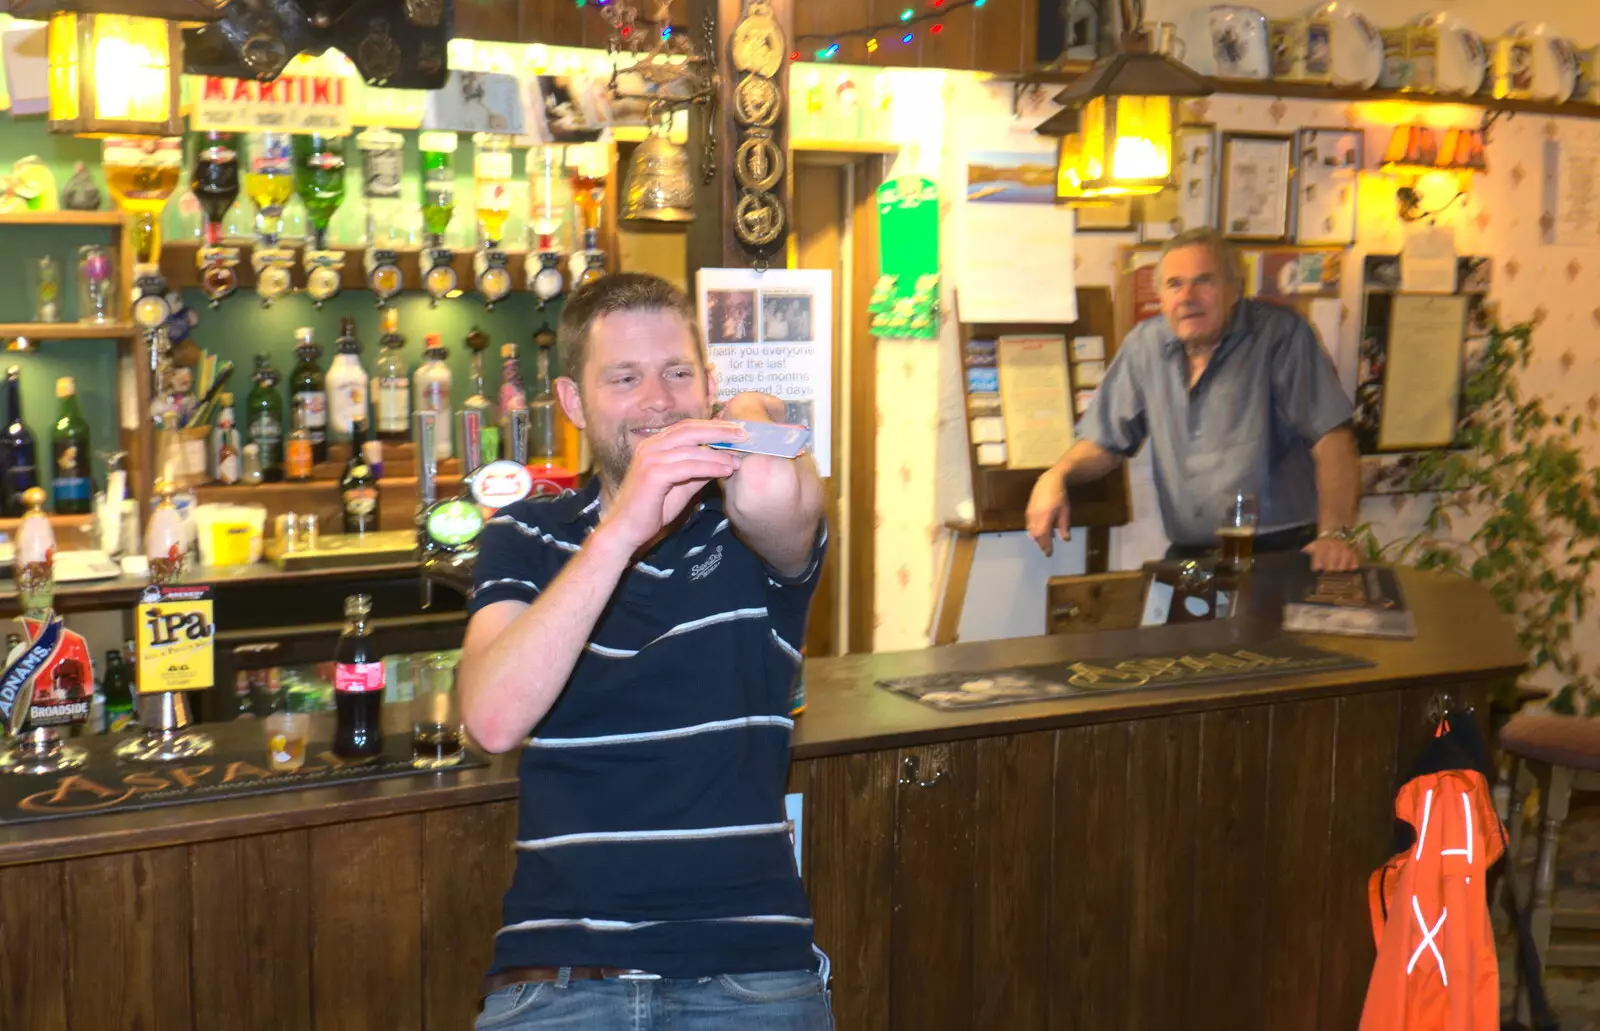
[419,131,457,243]
[246,353,285,482]
[102,648,134,732]
[293,133,346,250]
[290,327,328,464]
[51,376,92,514]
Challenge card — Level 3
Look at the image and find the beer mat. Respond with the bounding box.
[877,640,1372,711]
[0,733,486,826]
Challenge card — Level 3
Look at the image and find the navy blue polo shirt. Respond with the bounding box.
[466,477,824,978]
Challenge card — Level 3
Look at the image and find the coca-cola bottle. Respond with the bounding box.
[333,593,385,758]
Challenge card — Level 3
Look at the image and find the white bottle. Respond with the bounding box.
[414,334,453,460]
[211,393,241,485]
[325,316,369,443]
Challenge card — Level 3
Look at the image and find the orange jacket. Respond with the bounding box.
[1358,765,1504,1031]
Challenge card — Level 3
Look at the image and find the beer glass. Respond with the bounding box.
[1217,490,1258,571]
[411,654,464,769]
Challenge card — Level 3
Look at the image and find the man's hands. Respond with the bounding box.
[721,391,787,423]
[601,420,745,554]
[1303,536,1361,572]
[1026,464,1071,557]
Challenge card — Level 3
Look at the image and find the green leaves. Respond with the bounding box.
[1393,319,1599,716]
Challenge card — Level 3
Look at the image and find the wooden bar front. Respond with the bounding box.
[0,567,1523,1030]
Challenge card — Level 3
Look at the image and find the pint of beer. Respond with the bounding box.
[1216,491,1259,572]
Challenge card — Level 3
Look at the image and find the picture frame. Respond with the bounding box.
[1074,196,1136,232]
[1219,132,1293,242]
[1139,123,1217,241]
[1294,127,1362,246]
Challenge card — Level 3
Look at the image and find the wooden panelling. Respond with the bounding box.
[1184,706,1272,1029]
[923,3,978,71]
[969,0,1032,73]
[847,157,885,653]
[1318,690,1404,1031]
[1125,714,1203,1031]
[1050,721,1131,1031]
[973,733,1055,1031]
[310,814,424,1031]
[65,847,194,1031]
[454,0,522,42]
[1259,698,1339,1025]
[422,802,519,1031]
[798,751,898,1031]
[191,831,313,1031]
[0,862,66,1028]
[891,740,977,1031]
[868,0,922,68]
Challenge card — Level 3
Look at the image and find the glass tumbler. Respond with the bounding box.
[411,654,464,769]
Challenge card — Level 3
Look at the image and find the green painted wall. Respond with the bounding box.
[0,113,568,498]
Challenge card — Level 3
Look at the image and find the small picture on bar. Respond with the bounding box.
[705,290,757,344]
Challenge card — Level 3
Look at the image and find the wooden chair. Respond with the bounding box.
[1497,712,1600,990]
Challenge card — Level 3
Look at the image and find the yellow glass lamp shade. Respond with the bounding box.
[47,12,182,137]
[1436,128,1488,174]
[1055,95,1176,202]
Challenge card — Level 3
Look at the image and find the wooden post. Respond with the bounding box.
[685,0,795,274]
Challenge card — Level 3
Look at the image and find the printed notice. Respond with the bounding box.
[1378,294,1467,450]
[696,268,834,477]
[996,335,1073,470]
[1544,139,1600,247]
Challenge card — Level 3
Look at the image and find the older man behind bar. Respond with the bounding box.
[1026,227,1362,571]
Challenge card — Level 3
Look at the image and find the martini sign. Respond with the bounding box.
[190,74,351,134]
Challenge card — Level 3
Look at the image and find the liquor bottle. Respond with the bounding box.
[414,335,453,460]
[462,327,493,465]
[212,393,241,485]
[102,136,182,267]
[293,133,347,250]
[355,126,404,246]
[285,396,315,482]
[102,649,135,733]
[2,366,38,517]
[372,306,410,443]
[325,316,369,444]
[244,132,294,244]
[333,593,385,759]
[473,133,513,247]
[246,354,285,482]
[528,340,565,466]
[340,417,380,535]
[289,327,328,463]
[191,131,241,246]
[51,376,93,514]
[499,342,528,442]
[419,131,457,244]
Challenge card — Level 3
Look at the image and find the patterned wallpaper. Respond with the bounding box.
[866,70,1600,661]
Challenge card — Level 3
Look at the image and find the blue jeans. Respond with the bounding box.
[474,951,833,1031]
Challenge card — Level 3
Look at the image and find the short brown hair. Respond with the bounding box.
[1157,227,1242,288]
[557,272,706,383]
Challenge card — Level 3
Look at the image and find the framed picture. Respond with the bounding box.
[1219,132,1293,242]
[1074,196,1136,232]
[1294,127,1362,245]
[1139,123,1217,241]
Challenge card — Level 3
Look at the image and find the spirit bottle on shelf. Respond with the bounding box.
[325,316,369,444]
[2,366,38,517]
[473,133,513,248]
[293,134,347,251]
[246,354,285,482]
[244,132,294,245]
[191,131,241,247]
[340,418,380,535]
[290,327,328,464]
[102,136,182,270]
[356,126,404,246]
[51,376,92,515]
[371,306,410,444]
[414,335,453,461]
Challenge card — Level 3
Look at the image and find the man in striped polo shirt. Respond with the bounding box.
[458,272,832,1029]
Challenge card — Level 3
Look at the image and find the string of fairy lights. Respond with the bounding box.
[574,0,989,61]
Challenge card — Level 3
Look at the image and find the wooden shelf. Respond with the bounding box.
[0,211,126,227]
[1205,76,1600,117]
[0,322,135,339]
[791,139,902,154]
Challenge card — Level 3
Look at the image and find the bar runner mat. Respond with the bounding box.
[879,640,1373,710]
[0,734,486,825]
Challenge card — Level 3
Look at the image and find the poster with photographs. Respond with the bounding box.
[422,71,527,134]
[1140,123,1217,241]
[696,268,834,477]
[1295,128,1362,245]
[1219,132,1293,242]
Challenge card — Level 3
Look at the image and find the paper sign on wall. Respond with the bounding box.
[135,584,215,694]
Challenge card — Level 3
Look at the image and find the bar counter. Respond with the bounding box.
[0,565,1523,1031]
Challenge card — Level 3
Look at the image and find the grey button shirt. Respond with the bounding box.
[1078,299,1353,546]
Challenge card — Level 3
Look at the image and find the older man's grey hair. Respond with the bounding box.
[1157,227,1244,288]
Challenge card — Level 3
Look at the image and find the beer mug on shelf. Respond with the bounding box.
[1217,490,1258,572]
[411,654,464,769]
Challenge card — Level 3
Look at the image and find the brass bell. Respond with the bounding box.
[623,115,695,223]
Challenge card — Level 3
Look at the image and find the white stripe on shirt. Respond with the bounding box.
[496,914,813,936]
[487,513,582,552]
[770,629,803,664]
[471,576,542,598]
[527,715,794,749]
[584,607,769,659]
[516,820,791,851]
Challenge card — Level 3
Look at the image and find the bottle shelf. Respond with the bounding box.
[0,322,135,340]
[159,241,540,296]
[0,211,126,228]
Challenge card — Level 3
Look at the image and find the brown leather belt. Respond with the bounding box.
[482,966,663,997]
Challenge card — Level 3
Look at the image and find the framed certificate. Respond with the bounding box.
[1294,127,1362,246]
[1219,132,1293,242]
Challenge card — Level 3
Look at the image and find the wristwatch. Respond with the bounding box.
[1317,526,1357,545]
